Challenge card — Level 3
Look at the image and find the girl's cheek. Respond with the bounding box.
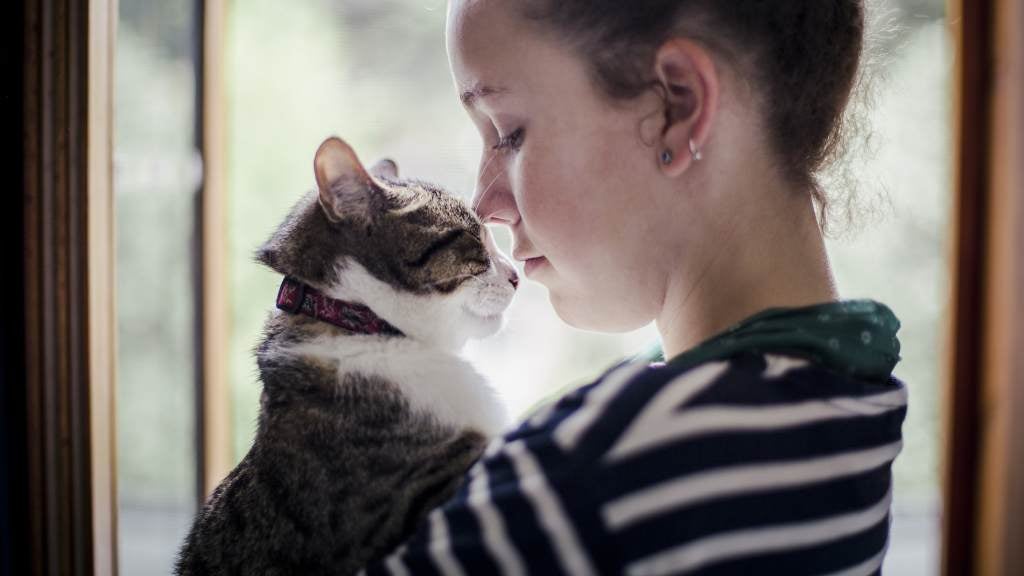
[532,156,577,217]
[516,154,548,220]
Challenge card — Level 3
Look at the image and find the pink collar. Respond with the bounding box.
[275,276,404,337]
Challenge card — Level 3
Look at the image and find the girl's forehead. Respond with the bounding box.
[447,2,569,94]
[447,0,527,53]
[447,7,524,91]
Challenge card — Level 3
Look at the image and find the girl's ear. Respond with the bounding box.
[652,38,719,177]
[314,136,378,222]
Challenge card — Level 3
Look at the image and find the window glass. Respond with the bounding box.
[115,0,201,572]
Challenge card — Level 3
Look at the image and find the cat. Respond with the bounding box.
[175,136,518,575]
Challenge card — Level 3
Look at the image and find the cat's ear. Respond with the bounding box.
[370,159,399,180]
[314,137,377,223]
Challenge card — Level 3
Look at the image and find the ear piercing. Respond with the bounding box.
[689,139,703,162]
[661,139,703,166]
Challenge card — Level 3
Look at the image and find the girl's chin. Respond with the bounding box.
[549,290,650,334]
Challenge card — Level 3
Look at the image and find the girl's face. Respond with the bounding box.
[446,0,704,332]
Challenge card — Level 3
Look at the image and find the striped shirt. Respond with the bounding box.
[360,349,908,575]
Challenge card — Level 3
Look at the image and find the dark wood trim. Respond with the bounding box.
[943,0,993,575]
[975,0,1024,573]
[3,0,29,573]
[21,0,109,573]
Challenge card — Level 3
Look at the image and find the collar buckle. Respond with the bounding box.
[276,276,306,314]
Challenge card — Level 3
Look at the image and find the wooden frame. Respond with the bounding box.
[974,0,1024,573]
[943,0,990,572]
[3,0,29,573]
[944,0,1024,574]
[21,0,118,573]
[199,0,233,499]
[87,0,119,573]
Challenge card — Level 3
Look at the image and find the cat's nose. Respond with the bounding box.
[508,271,519,290]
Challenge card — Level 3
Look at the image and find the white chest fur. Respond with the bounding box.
[271,333,511,438]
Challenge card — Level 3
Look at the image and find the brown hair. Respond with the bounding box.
[521,1,867,229]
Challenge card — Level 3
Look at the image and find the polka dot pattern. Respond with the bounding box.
[642,299,902,381]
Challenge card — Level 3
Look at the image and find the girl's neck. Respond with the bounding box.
[656,187,839,361]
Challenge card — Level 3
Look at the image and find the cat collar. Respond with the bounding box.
[275,276,405,337]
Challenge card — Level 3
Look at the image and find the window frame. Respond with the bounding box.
[198,0,233,501]
[11,0,1024,573]
[943,0,1024,574]
[19,0,118,572]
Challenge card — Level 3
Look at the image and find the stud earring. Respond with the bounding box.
[689,139,703,162]
[661,149,673,165]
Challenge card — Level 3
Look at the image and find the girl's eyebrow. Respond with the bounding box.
[460,83,509,108]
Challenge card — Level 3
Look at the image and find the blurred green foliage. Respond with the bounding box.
[116,0,197,508]
[115,0,199,572]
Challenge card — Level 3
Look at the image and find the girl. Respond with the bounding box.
[361,1,905,574]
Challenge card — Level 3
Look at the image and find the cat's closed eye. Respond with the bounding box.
[404,228,488,272]
[406,229,465,268]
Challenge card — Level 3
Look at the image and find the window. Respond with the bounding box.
[12,0,1020,574]
[114,0,202,572]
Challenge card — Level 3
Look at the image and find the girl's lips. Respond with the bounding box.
[524,256,547,277]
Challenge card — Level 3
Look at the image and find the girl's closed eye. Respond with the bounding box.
[493,127,525,152]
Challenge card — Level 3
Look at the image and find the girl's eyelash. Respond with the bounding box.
[492,127,525,151]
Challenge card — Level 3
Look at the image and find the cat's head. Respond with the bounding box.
[257,137,519,351]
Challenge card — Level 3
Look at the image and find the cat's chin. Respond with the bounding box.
[462,306,507,339]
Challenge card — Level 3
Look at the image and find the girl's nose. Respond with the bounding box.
[472,159,518,225]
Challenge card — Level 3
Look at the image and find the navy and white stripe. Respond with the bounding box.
[361,350,907,575]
